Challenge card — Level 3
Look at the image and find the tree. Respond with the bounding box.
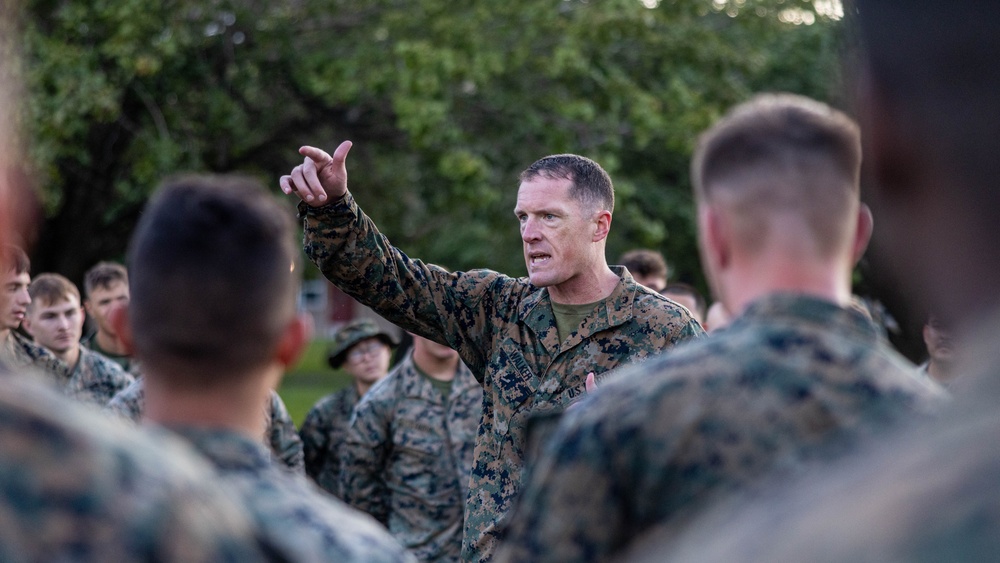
[23,0,844,292]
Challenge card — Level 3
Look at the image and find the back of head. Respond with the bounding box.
[28,273,79,310]
[128,174,299,383]
[520,154,615,214]
[692,93,861,258]
[83,262,127,299]
[619,249,668,282]
[1,245,28,275]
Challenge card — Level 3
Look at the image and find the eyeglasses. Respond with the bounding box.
[347,341,387,362]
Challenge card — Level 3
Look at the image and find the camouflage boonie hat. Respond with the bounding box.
[327,319,398,369]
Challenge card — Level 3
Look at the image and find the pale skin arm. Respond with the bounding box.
[278,142,353,206]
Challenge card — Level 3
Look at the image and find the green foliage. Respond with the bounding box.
[23,0,844,291]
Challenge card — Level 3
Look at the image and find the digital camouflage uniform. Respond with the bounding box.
[62,346,135,407]
[0,330,70,383]
[495,294,947,563]
[0,365,274,562]
[166,426,414,562]
[340,352,483,562]
[301,385,359,497]
[300,194,704,561]
[105,377,306,473]
[628,312,1000,563]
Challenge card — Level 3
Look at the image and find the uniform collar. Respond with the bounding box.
[518,266,638,354]
[736,293,880,341]
[166,426,273,473]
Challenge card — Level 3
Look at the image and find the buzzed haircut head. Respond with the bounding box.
[619,249,668,281]
[83,262,128,299]
[28,273,80,310]
[858,0,998,218]
[127,174,300,382]
[1,245,29,275]
[520,154,615,214]
[691,93,861,256]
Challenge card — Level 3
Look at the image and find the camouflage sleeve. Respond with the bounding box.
[300,405,330,482]
[339,392,392,525]
[103,378,145,424]
[72,353,136,407]
[268,391,305,474]
[301,196,513,377]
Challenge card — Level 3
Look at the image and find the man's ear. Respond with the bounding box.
[592,209,612,243]
[108,304,135,354]
[851,204,875,264]
[276,313,313,368]
[700,205,731,273]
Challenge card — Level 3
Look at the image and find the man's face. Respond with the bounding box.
[923,318,954,365]
[24,296,83,355]
[412,334,459,362]
[342,337,392,385]
[634,274,667,293]
[1,270,30,331]
[85,280,129,336]
[515,176,596,292]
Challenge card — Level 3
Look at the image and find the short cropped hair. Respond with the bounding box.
[520,154,615,214]
[127,174,299,383]
[83,262,128,299]
[28,273,80,309]
[691,93,861,256]
[618,249,668,281]
[1,245,29,274]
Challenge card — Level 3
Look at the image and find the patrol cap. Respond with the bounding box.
[327,318,398,369]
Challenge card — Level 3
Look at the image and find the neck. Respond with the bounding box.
[412,349,459,382]
[96,330,128,355]
[0,328,9,343]
[549,264,620,305]
[143,363,279,440]
[354,379,374,397]
[927,360,957,385]
[720,251,852,317]
[55,345,81,369]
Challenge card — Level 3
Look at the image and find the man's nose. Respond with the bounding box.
[521,218,540,242]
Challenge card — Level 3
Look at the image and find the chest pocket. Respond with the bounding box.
[491,341,539,439]
[392,418,444,459]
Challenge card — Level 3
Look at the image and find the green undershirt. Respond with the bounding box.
[551,299,602,343]
[415,362,453,399]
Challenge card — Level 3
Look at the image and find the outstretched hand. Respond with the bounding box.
[279,141,353,206]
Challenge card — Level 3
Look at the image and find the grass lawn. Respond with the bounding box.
[277,339,351,427]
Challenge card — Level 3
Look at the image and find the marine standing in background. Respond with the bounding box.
[340,334,483,562]
[23,273,134,406]
[300,318,397,497]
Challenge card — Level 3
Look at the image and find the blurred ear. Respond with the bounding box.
[851,204,874,264]
[108,304,135,354]
[275,313,312,368]
[700,205,731,273]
